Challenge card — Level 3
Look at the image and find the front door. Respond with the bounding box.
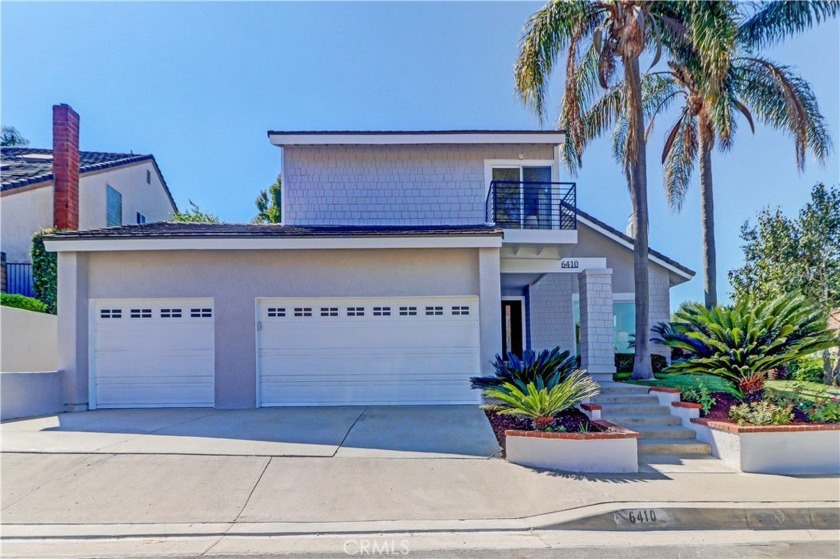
[501,300,524,359]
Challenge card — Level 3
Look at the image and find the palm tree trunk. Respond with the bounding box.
[698,124,718,308]
[625,56,653,381]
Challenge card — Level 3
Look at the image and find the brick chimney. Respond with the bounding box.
[52,104,80,230]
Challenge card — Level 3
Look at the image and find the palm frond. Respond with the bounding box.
[514,0,597,121]
[662,109,698,211]
[735,57,832,170]
[739,0,840,51]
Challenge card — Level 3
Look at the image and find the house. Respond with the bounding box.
[1,104,177,295]
[43,130,693,411]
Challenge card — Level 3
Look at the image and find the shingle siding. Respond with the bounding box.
[527,273,575,353]
[649,267,672,361]
[283,144,554,226]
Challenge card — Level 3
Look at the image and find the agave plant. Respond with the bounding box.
[481,370,601,431]
[653,295,839,400]
[470,347,577,390]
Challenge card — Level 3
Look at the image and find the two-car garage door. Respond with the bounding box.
[256,297,480,406]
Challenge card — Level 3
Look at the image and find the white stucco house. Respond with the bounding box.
[43,130,693,411]
[0,104,176,295]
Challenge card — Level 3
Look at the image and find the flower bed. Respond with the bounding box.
[485,411,639,473]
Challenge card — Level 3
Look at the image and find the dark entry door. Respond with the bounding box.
[501,300,524,359]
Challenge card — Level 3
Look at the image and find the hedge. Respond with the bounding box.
[615,353,668,374]
[32,229,57,314]
[0,293,49,313]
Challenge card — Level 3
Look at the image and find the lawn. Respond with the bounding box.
[765,380,840,404]
[617,373,741,396]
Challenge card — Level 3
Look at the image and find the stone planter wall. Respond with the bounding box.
[505,420,639,473]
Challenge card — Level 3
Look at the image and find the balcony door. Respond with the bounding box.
[491,166,552,229]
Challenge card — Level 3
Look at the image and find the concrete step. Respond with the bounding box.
[601,414,682,426]
[637,439,712,455]
[595,382,650,395]
[598,403,671,415]
[591,394,659,405]
[631,426,698,440]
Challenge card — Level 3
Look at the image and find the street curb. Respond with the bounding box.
[2,501,837,540]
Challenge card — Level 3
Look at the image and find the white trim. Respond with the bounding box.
[501,296,527,355]
[280,148,287,225]
[269,132,564,146]
[44,235,503,253]
[502,229,578,245]
[575,214,693,280]
[501,257,607,274]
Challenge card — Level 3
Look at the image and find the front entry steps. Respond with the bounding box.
[592,382,711,456]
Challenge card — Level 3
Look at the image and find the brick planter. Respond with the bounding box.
[505,420,639,473]
[691,418,840,474]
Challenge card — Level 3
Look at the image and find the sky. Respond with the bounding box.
[2,1,839,308]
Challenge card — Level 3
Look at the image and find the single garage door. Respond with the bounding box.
[90,298,215,408]
[257,296,480,406]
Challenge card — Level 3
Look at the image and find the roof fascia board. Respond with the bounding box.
[576,214,693,280]
[269,132,564,146]
[44,235,503,253]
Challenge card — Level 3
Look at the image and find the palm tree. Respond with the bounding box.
[515,0,728,379]
[642,1,837,308]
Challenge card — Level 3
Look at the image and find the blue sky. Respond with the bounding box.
[3,1,838,307]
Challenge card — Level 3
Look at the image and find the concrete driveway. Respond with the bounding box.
[0,405,501,458]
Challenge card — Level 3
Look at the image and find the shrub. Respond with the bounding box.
[729,401,794,426]
[471,347,577,389]
[31,229,57,314]
[806,397,840,423]
[481,370,600,430]
[652,296,839,400]
[615,353,668,373]
[680,378,716,415]
[788,357,824,384]
[0,293,48,313]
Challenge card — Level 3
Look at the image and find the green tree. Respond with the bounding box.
[1,125,29,147]
[729,183,840,383]
[171,200,221,223]
[253,175,282,224]
[638,1,836,308]
[515,0,728,379]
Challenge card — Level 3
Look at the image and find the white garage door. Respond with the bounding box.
[90,298,215,408]
[257,297,480,406]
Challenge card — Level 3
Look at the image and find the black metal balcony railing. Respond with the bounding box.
[485,181,577,230]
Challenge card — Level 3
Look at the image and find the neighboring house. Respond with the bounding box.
[0,104,176,295]
[44,130,693,411]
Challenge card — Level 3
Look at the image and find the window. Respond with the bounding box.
[146,169,152,184]
[191,308,212,318]
[425,306,444,316]
[489,165,553,229]
[320,307,339,317]
[100,309,122,319]
[106,186,123,226]
[267,307,285,317]
[347,307,365,317]
[130,308,152,318]
[373,306,391,316]
[399,306,417,316]
[161,308,182,318]
[452,306,470,316]
[294,307,312,317]
[136,212,147,224]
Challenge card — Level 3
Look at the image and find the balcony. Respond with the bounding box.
[485,180,577,244]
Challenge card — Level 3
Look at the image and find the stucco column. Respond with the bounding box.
[57,251,89,411]
[478,247,502,375]
[578,268,616,383]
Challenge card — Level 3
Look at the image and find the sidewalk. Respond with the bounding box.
[3,452,839,525]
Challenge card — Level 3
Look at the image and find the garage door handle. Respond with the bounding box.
[257,321,262,331]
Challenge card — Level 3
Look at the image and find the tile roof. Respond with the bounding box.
[45,222,504,240]
[0,147,177,211]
